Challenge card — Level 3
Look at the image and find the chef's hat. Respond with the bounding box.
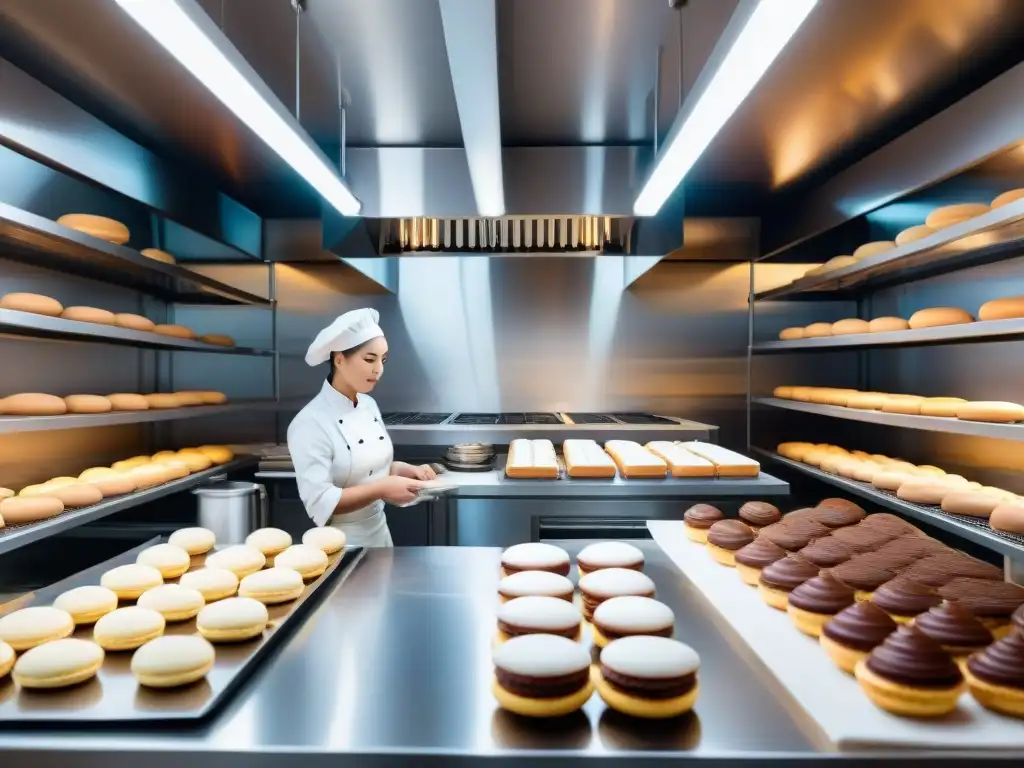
[305,308,383,366]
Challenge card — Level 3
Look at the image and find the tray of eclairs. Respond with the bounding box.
[649,498,1024,749]
[0,525,363,726]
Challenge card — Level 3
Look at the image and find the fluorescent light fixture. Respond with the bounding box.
[633,0,817,216]
[115,0,361,216]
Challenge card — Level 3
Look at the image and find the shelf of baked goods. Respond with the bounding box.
[752,445,1024,560]
[0,447,253,555]
[0,204,270,306]
[0,392,275,434]
[754,191,1024,302]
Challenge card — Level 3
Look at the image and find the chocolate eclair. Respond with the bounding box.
[760,518,830,552]
[965,629,1024,718]
[800,536,855,568]
[829,557,897,600]
[939,578,1024,638]
[860,513,920,537]
[820,601,897,674]
[738,501,781,530]
[871,578,941,622]
[683,504,724,543]
[787,573,856,637]
[915,600,993,660]
[813,498,867,528]
[855,625,964,717]
[830,525,896,553]
[734,538,787,586]
[758,554,820,611]
[706,520,755,567]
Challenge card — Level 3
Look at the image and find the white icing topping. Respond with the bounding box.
[14,638,103,677]
[592,596,674,632]
[101,564,163,590]
[131,635,214,675]
[179,568,239,594]
[136,543,190,569]
[578,567,655,598]
[245,527,293,553]
[501,542,569,569]
[600,636,700,677]
[0,606,73,642]
[577,541,645,568]
[206,545,266,572]
[54,585,118,614]
[168,527,216,552]
[497,596,581,631]
[137,584,205,613]
[93,606,165,636]
[499,571,574,598]
[239,567,303,593]
[274,544,328,572]
[492,633,590,675]
[303,526,346,551]
[197,597,269,630]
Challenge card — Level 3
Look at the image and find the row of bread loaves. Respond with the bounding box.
[0,391,227,415]
[772,386,1024,423]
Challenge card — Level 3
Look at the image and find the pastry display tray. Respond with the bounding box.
[0,537,365,727]
[647,520,1024,750]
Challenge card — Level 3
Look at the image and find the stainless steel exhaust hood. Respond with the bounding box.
[384,216,630,254]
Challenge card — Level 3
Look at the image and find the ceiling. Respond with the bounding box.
[0,0,1022,219]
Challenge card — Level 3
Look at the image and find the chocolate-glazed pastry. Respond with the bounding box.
[782,507,821,523]
[683,504,724,543]
[800,536,854,568]
[814,498,867,528]
[1014,603,1024,633]
[788,573,856,637]
[874,535,949,568]
[829,557,897,599]
[760,518,830,552]
[706,520,755,567]
[738,501,781,529]
[902,553,1003,588]
[758,554,820,610]
[820,601,897,674]
[860,513,920,537]
[915,601,993,658]
[831,525,896,553]
[872,578,941,622]
[734,539,786,586]
[939,578,1024,637]
[965,630,1024,717]
[849,551,913,575]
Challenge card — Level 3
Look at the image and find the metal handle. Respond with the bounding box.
[255,483,269,528]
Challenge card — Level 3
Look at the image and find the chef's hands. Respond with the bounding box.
[377,476,425,504]
[392,461,437,481]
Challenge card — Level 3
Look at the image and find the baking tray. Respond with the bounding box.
[0,537,365,727]
[647,520,1024,750]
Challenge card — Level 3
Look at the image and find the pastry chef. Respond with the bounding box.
[288,308,436,547]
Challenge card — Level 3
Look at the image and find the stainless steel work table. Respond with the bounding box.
[1,541,831,766]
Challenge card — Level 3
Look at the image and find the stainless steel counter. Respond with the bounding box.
[385,420,717,446]
[1,542,825,765]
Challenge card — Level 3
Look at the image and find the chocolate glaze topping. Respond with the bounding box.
[814,499,867,528]
[830,526,896,553]
[915,601,993,650]
[846,551,911,574]
[860,513,920,536]
[872,578,941,617]
[497,620,579,640]
[874,536,949,568]
[738,501,781,527]
[829,557,896,592]
[822,601,897,652]
[1014,603,1024,632]
[759,554,820,591]
[683,504,725,530]
[800,537,854,568]
[789,572,856,614]
[594,623,674,642]
[967,630,1024,689]
[600,666,697,700]
[902,554,1002,588]
[707,519,755,550]
[783,508,821,523]
[735,538,787,569]
[939,578,1024,618]
[866,625,963,688]
[496,668,590,699]
[761,519,830,551]
[502,562,571,577]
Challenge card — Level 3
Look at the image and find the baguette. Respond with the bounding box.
[604,441,667,479]
[645,441,715,478]
[562,440,616,479]
[505,439,559,479]
[679,441,759,478]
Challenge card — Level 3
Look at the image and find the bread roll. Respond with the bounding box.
[680,441,759,478]
[175,450,213,472]
[956,401,1024,423]
[831,318,870,336]
[174,392,205,407]
[0,487,12,501]
[87,475,136,498]
[872,471,912,491]
[195,392,228,405]
[990,503,1024,534]
[107,393,150,411]
[129,465,171,490]
[925,203,989,229]
[868,317,910,333]
[819,455,847,475]
[64,395,112,414]
[802,449,830,467]
[894,225,935,246]
[822,255,857,271]
[777,442,814,461]
[911,465,946,477]
[992,189,1024,210]
[155,459,191,480]
[880,395,925,415]
[41,483,102,509]
[61,307,115,325]
[112,457,150,472]
[979,296,1024,322]
[0,292,63,316]
[150,451,178,462]
[896,480,953,505]
[851,462,882,483]
[908,307,974,329]
[778,327,804,340]
[886,461,918,474]
[603,440,667,479]
[145,394,182,409]
[773,386,794,399]
[196,445,234,464]
[915,397,963,418]
[1,393,67,416]
[57,214,130,244]
[804,322,833,338]
[834,459,868,479]
[808,388,836,404]
[853,241,896,261]
[78,467,116,482]
[152,324,196,339]
[789,387,814,402]
[846,392,887,410]
[804,265,826,277]
[114,314,156,332]
[140,248,176,265]
[980,486,1018,502]
[199,334,235,347]
[941,491,1001,518]
[0,496,63,524]
[646,441,715,477]
[822,390,859,407]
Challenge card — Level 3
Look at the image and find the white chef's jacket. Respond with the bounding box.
[287,381,395,546]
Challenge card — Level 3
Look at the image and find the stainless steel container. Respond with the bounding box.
[192,481,268,545]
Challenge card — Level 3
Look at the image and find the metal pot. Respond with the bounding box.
[192,481,268,545]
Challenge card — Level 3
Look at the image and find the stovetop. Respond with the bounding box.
[565,413,618,424]
[382,412,679,427]
[382,412,453,426]
[610,412,678,425]
[451,413,564,425]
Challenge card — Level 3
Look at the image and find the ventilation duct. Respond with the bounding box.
[382,216,633,253]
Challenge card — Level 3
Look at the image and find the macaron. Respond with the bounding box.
[131,635,215,688]
[491,634,593,717]
[168,527,216,555]
[53,585,118,625]
[179,567,239,602]
[137,584,205,622]
[273,544,329,580]
[591,596,675,648]
[500,543,570,577]
[302,526,347,554]
[13,638,104,689]
[594,636,700,719]
[238,567,304,604]
[495,596,582,643]
[245,527,293,560]
[93,606,166,651]
[0,641,12,679]
[101,563,164,600]
[0,606,74,650]
[205,545,266,578]
[578,568,656,622]
[136,543,191,579]
[196,596,269,643]
[498,571,574,603]
[576,541,644,575]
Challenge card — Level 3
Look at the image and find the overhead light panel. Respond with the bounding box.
[633,0,817,216]
[115,0,361,216]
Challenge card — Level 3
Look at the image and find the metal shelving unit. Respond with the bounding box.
[753,397,1024,441]
[751,447,1024,559]
[0,456,257,555]
[0,202,270,306]
[0,308,273,355]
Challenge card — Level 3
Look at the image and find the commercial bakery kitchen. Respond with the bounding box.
[5,0,1024,763]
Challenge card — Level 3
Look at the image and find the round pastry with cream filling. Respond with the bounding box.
[820,601,897,674]
[939,578,1024,638]
[591,596,674,648]
[738,501,781,530]
[799,536,855,569]
[491,634,593,717]
[759,518,829,552]
[915,601,993,662]
[179,567,239,602]
[758,554,820,611]
[734,538,786,586]
[828,557,897,601]
[787,573,856,637]
[705,519,755,567]
[859,513,919,536]
[577,568,656,622]
[871,578,940,623]
[0,606,74,651]
[965,630,1024,718]
[498,571,574,603]
[576,541,644,575]
[13,638,104,689]
[900,553,1002,588]
[205,545,266,579]
[830,526,896,554]
[131,635,215,688]
[495,596,582,644]
[682,503,724,543]
[813,498,867,528]
[499,543,570,577]
[594,636,700,719]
